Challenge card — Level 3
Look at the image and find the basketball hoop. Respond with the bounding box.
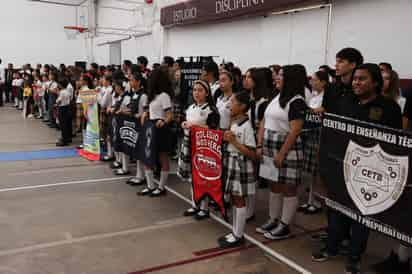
[64,26,88,40]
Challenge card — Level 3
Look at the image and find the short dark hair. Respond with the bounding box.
[354,63,384,94]
[57,77,69,89]
[123,60,132,67]
[234,91,252,113]
[137,56,149,67]
[379,62,393,72]
[314,70,330,85]
[336,48,364,66]
[103,75,112,83]
[203,61,219,80]
[163,56,175,67]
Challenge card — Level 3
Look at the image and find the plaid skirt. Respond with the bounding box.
[302,128,321,176]
[224,153,256,197]
[76,103,85,130]
[262,129,303,185]
[177,129,191,181]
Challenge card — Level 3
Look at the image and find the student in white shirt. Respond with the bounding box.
[125,72,149,185]
[256,65,307,240]
[216,70,234,130]
[201,61,220,98]
[47,72,59,128]
[41,75,50,122]
[138,69,174,197]
[299,71,329,215]
[97,75,113,152]
[12,72,24,109]
[56,78,73,146]
[76,75,94,149]
[218,91,257,248]
[111,81,132,175]
[179,80,220,220]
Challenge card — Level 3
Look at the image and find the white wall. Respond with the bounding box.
[329,0,412,78]
[0,0,87,68]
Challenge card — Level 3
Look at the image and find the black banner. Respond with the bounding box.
[304,110,322,130]
[180,59,205,107]
[114,114,141,157]
[138,120,158,167]
[320,113,412,244]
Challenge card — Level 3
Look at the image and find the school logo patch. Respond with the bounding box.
[344,141,408,215]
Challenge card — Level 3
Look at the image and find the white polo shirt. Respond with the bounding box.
[148,92,172,120]
[227,117,256,153]
[216,94,233,130]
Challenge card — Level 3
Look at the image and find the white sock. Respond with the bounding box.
[233,207,247,238]
[107,142,113,157]
[15,97,18,106]
[190,187,196,208]
[307,180,314,205]
[121,153,129,172]
[114,151,120,163]
[136,161,144,180]
[280,196,299,225]
[398,244,410,262]
[145,170,155,189]
[200,197,209,211]
[269,192,283,222]
[159,171,169,190]
[246,195,255,219]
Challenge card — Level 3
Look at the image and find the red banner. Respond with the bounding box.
[191,126,225,216]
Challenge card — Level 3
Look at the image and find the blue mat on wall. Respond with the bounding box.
[0,148,78,162]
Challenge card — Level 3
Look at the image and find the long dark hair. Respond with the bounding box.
[250,67,273,101]
[294,64,311,93]
[147,69,173,103]
[279,65,306,108]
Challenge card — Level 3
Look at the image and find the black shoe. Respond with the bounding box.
[256,219,278,234]
[114,169,130,176]
[183,207,199,217]
[127,177,146,186]
[298,203,310,212]
[110,161,121,169]
[77,144,84,149]
[149,188,167,197]
[194,210,210,220]
[56,140,68,147]
[372,251,410,274]
[263,223,291,240]
[312,248,338,262]
[137,188,155,196]
[304,205,322,215]
[345,257,361,274]
[218,233,245,249]
[258,180,268,189]
[246,215,256,223]
[101,155,114,162]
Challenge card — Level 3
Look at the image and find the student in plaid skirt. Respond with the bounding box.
[178,80,219,220]
[299,71,329,215]
[218,91,257,248]
[256,65,307,240]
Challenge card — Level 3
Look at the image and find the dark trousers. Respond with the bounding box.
[5,83,11,102]
[48,94,57,124]
[58,105,73,142]
[0,84,3,106]
[327,210,370,259]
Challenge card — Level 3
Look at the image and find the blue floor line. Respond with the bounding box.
[0,148,79,162]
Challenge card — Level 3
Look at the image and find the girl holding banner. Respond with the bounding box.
[138,69,174,197]
[178,80,220,220]
[218,91,257,248]
[256,65,307,240]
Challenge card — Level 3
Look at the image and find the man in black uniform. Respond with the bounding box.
[314,63,402,274]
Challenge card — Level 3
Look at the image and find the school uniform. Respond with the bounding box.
[97,85,113,141]
[260,94,306,185]
[249,97,269,131]
[126,88,149,183]
[56,88,73,145]
[48,81,59,126]
[42,80,50,121]
[302,91,324,176]
[22,87,32,118]
[224,116,256,198]
[216,94,233,130]
[147,92,173,153]
[177,103,220,181]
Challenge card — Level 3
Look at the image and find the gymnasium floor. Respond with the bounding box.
[0,105,391,274]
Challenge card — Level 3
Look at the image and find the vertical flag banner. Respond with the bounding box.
[191,126,225,216]
[78,90,100,161]
[320,113,412,245]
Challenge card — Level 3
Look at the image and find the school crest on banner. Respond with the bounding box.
[191,126,225,216]
[320,113,412,245]
[114,115,141,157]
[344,141,408,216]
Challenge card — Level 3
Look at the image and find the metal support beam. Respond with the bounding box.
[28,0,82,7]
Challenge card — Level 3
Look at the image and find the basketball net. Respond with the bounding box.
[64,26,87,40]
